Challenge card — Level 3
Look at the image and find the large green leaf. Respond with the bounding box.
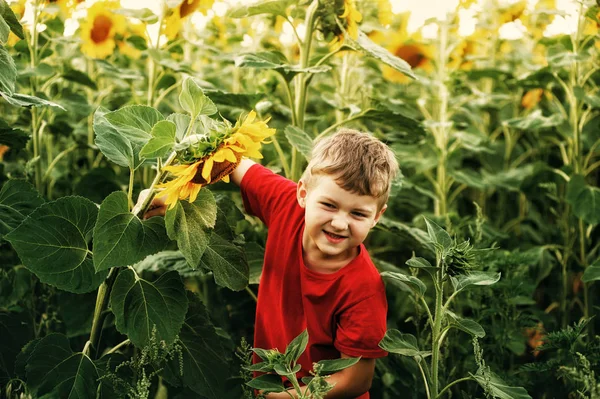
[203,89,264,110]
[284,329,308,364]
[0,0,24,40]
[0,92,65,109]
[0,118,29,149]
[405,256,438,277]
[140,120,177,159]
[450,271,501,293]
[93,191,170,272]
[179,77,217,118]
[376,216,432,251]
[199,209,249,291]
[165,189,217,269]
[110,269,188,347]
[25,334,99,399]
[379,330,430,357]
[505,110,563,130]
[235,51,331,82]
[6,196,108,293]
[316,357,360,374]
[62,68,97,90]
[566,174,600,225]
[0,45,16,96]
[246,374,285,393]
[284,125,313,161]
[94,105,163,169]
[472,371,532,399]
[0,179,44,240]
[381,271,426,296]
[582,258,600,283]
[0,266,32,309]
[424,217,452,251]
[163,292,229,399]
[228,0,296,18]
[446,310,485,338]
[347,31,415,79]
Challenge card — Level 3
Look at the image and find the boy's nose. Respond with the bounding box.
[330,215,348,231]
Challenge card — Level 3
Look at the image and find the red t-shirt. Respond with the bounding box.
[241,164,388,399]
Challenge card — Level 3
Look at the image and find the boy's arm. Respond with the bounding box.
[265,353,376,399]
[138,158,256,218]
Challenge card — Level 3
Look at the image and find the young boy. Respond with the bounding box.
[144,129,398,399]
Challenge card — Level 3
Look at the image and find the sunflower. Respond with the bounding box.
[80,1,126,59]
[339,0,362,39]
[377,0,392,26]
[156,111,276,209]
[521,88,544,109]
[163,0,214,40]
[117,22,147,59]
[498,1,527,25]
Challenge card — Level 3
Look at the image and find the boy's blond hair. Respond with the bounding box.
[301,129,399,209]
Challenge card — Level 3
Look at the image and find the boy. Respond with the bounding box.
[144,129,398,399]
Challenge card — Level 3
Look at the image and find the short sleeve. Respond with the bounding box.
[240,163,298,227]
[334,289,388,358]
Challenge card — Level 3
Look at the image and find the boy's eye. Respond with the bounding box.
[352,212,366,218]
[321,202,335,208]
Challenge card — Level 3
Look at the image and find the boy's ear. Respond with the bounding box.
[372,204,387,228]
[297,180,308,208]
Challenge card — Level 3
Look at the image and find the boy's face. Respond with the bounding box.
[297,174,386,265]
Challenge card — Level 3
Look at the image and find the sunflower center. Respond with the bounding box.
[91,15,113,44]
[179,0,200,19]
[395,45,426,69]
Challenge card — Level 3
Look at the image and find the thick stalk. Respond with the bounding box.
[430,278,444,398]
[87,267,119,358]
[29,1,42,194]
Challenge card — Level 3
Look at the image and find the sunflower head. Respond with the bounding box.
[162,0,214,40]
[317,0,362,44]
[80,1,126,59]
[156,111,276,209]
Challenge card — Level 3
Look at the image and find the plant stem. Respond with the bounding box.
[417,359,432,399]
[430,262,445,398]
[43,144,78,182]
[87,267,119,359]
[436,377,473,398]
[106,339,131,355]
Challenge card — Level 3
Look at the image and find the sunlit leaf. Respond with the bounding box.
[140,120,177,159]
[229,0,296,18]
[424,217,452,251]
[0,92,65,109]
[450,271,501,293]
[235,51,331,82]
[284,125,313,160]
[317,357,361,374]
[110,269,188,347]
[165,189,217,269]
[204,89,264,110]
[284,329,308,364]
[0,44,16,96]
[505,110,563,130]
[93,191,170,272]
[179,77,217,118]
[346,32,415,79]
[113,7,158,23]
[446,310,486,338]
[472,371,532,399]
[381,271,426,296]
[582,259,600,283]
[6,196,108,293]
[566,174,600,225]
[379,330,430,357]
[0,0,24,40]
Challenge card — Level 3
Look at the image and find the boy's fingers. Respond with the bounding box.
[143,205,166,219]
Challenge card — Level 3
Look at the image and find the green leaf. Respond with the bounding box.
[0,13,8,44]
[246,242,264,285]
[472,371,532,399]
[6,196,108,293]
[246,374,285,393]
[379,330,429,357]
[165,189,217,269]
[94,105,163,169]
[93,191,170,272]
[179,77,217,118]
[405,256,438,277]
[450,271,501,293]
[140,120,177,159]
[505,110,563,130]
[203,89,264,110]
[0,266,32,309]
[446,310,485,338]
[199,209,249,291]
[0,118,29,149]
[62,68,97,90]
[347,31,415,80]
[0,0,24,40]
[167,113,192,141]
[56,291,96,338]
[377,216,432,251]
[0,92,65,109]
[163,292,229,399]
[361,104,426,143]
[381,271,426,296]
[228,0,295,18]
[284,125,313,161]
[284,329,308,364]
[317,357,361,374]
[0,46,17,96]
[110,269,188,347]
[113,7,158,23]
[0,179,44,240]
[235,51,331,81]
[424,217,452,251]
[582,259,600,283]
[25,334,99,399]
[566,174,600,225]
[74,168,121,204]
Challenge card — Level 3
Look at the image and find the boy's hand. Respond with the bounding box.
[136,189,167,219]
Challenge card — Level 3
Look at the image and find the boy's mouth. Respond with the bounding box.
[323,230,347,243]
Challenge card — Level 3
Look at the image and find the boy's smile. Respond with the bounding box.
[297,174,386,272]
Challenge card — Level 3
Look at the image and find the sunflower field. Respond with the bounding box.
[0,0,599,397]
